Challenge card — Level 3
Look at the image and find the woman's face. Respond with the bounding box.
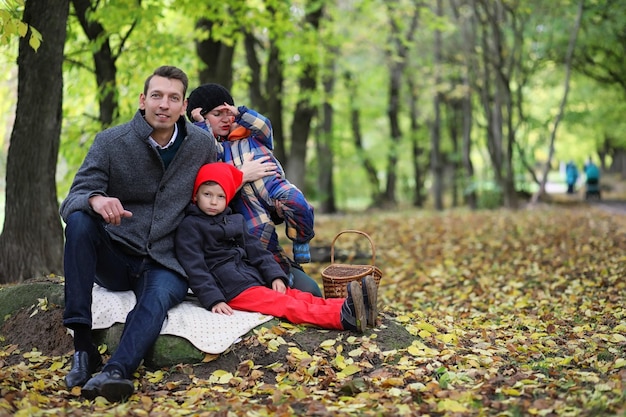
[204,105,235,138]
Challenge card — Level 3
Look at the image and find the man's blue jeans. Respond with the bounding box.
[63,211,188,378]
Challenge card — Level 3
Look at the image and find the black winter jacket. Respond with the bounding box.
[175,204,289,310]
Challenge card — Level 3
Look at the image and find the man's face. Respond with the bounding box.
[139,75,187,131]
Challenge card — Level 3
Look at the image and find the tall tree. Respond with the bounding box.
[430,0,444,210]
[243,2,287,164]
[70,0,139,128]
[380,0,420,208]
[407,76,427,207]
[471,0,534,208]
[196,17,236,89]
[0,0,69,283]
[449,0,477,209]
[345,71,381,205]
[533,0,584,203]
[315,21,339,214]
[192,2,287,164]
[567,0,626,175]
[286,0,324,190]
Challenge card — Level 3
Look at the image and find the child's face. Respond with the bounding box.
[195,183,227,216]
[204,105,235,137]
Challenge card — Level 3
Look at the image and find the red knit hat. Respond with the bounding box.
[193,162,243,205]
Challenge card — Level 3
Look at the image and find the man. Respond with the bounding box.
[60,66,274,402]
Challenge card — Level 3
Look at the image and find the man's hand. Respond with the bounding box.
[212,302,234,315]
[272,279,287,294]
[239,154,278,183]
[89,195,133,226]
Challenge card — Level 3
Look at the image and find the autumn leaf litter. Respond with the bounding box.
[1,206,625,416]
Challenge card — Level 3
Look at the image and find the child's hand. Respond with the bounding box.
[272,279,287,294]
[211,302,234,315]
[190,107,205,122]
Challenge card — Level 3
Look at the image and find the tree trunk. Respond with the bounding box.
[287,70,316,190]
[196,18,236,89]
[239,18,287,163]
[345,71,381,205]
[72,0,124,128]
[532,0,584,204]
[472,0,523,209]
[381,1,420,208]
[316,48,337,214]
[447,99,461,208]
[0,0,69,283]
[286,1,323,190]
[431,0,444,211]
[461,93,476,209]
[610,150,626,178]
[407,77,426,207]
[243,32,264,112]
[264,40,286,164]
[385,56,402,207]
[450,0,477,209]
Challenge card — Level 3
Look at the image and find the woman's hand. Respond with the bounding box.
[239,154,278,183]
[190,107,204,122]
[223,103,239,118]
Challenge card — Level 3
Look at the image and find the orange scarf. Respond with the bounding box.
[227,126,250,141]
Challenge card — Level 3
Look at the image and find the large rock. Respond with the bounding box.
[0,279,214,367]
[1,279,415,372]
[0,279,65,320]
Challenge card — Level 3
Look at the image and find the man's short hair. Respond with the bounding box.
[143,66,189,97]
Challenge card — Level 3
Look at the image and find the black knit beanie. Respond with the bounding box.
[186,83,235,121]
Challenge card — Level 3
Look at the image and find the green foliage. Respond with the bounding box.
[3,0,626,210]
[58,0,200,193]
[0,0,41,50]
[466,181,503,210]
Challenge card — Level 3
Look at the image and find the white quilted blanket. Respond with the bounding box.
[91,284,273,354]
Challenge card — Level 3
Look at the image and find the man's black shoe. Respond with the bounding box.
[81,369,134,402]
[65,351,102,389]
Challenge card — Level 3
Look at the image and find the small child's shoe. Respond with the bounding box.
[361,275,378,327]
[340,281,366,333]
[293,242,311,264]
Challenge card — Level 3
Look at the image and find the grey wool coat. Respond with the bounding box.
[60,110,220,277]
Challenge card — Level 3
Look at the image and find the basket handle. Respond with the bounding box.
[330,230,376,265]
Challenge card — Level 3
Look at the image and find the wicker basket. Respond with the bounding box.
[321,230,383,298]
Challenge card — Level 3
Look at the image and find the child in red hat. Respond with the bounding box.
[175,162,377,332]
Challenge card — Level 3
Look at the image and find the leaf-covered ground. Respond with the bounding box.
[1,205,625,416]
